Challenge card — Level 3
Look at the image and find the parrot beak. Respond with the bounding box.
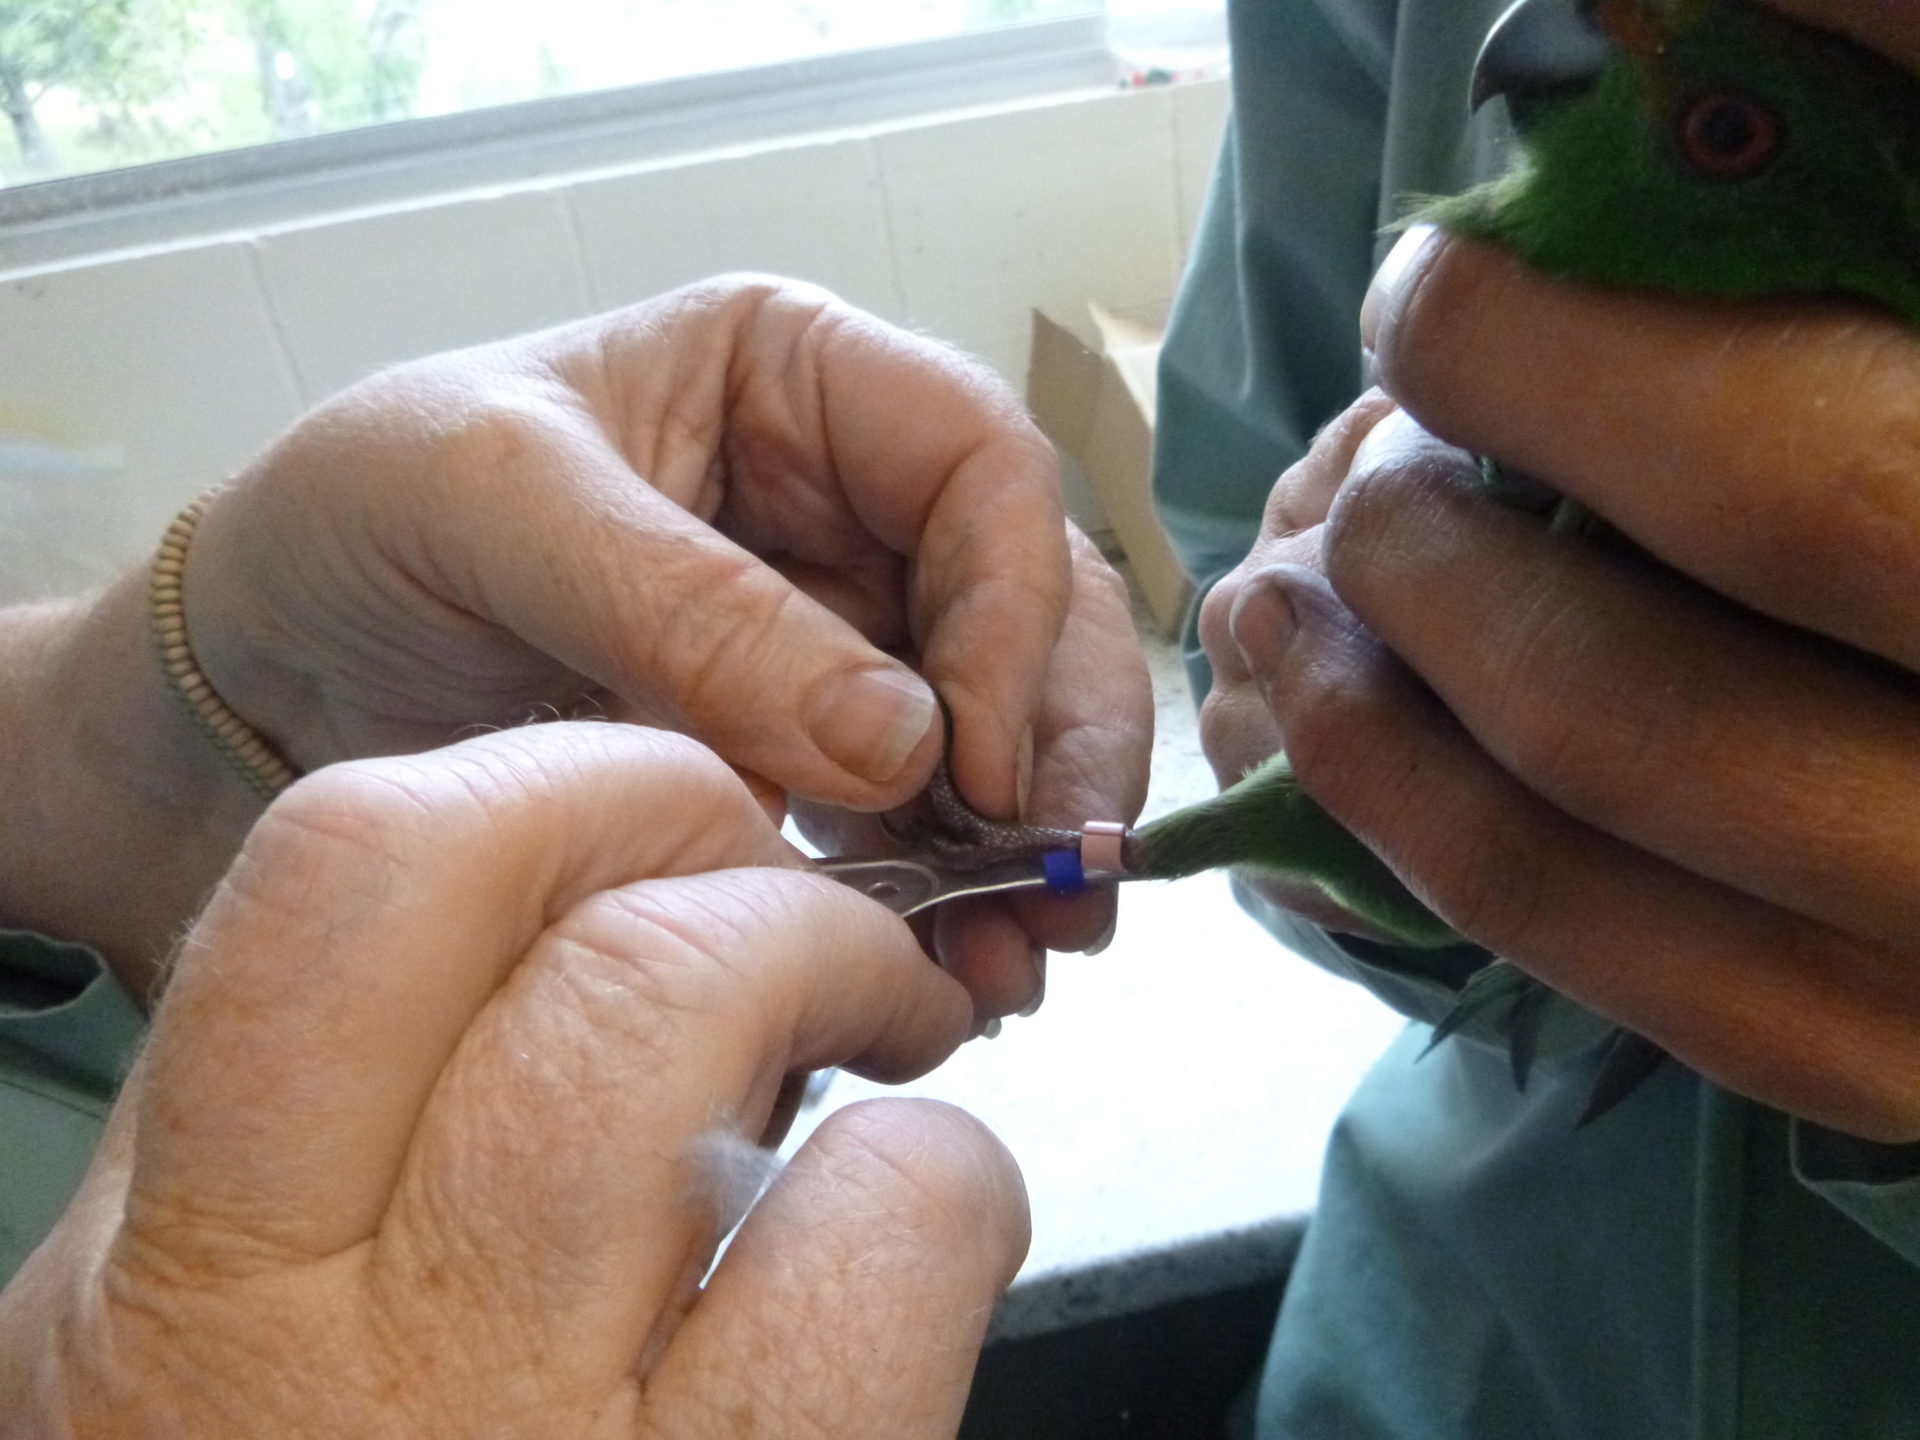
[1472,0,1617,115]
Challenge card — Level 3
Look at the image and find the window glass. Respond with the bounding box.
[0,0,1102,187]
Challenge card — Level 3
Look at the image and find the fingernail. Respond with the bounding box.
[1229,572,1302,676]
[806,666,938,785]
[1018,945,1048,1017]
[1359,223,1441,356]
[975,1016,1004,1041]
[1080,913,1118,957]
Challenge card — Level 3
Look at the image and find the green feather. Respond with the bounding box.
[1434,1,1920,323]
[1130,754,1460,949]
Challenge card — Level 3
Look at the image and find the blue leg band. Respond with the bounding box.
[1042,848,1087,896]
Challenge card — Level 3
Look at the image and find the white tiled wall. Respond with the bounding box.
[0,80,1228,593]
[572,138,904,319]
[0,244,304,562]
[255,190,595,402]
[880,86,1183,382]
[1171,76,1232,252]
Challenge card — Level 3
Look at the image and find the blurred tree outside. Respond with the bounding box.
[0,0,199,176]
[225,0,424,141]
[2,0,426,182]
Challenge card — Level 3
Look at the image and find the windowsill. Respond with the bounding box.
[778,589,1405,1341]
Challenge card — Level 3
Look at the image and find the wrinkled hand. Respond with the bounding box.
[0,724,1027,1438]
[1202,220,1920,1142]
[185,276,1151,1013]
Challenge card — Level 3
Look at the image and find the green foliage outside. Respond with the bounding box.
[0,0,1108,189]
[2,0,419,184]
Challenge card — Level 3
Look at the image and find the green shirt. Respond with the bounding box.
[1156,2,1920,1435]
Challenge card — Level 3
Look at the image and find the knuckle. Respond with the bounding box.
[545,872,793,1017]
[1471,583,1662,818]
[243,762,443,890]
[1261,461,1320,538]
[656,563,808,719]
[620,723,747,795]
[1321,465,1414,599]
[1491,691,1615,816]
[706,270,838,312]
[1280,686,1553,956]
[219,761,484,942]
[1419,830,1552,956]
[1195,570,1245,666]
[1707,323,1920,654]
[238,730,637,920]
[1808,1001,1920,1145]
[1067,529,1131,610]
[535,917,730,1066]
[1495,623,1740,842]
[431,396,558,478]
[1271,653,1381,799]
[1840,1093,1920,1147]
[1786,1055,1920,1147]
[505,720,741,811]
[1794,436,1920,630]
[1695,931,1920,1144]
[812,1099,1026,1241]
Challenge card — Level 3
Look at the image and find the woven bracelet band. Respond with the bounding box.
[149,492,301,801]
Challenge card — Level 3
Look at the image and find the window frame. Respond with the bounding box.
[0,15,1117,270]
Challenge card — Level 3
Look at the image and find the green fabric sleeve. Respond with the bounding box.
[1153,0,1391,695]
[0,931,146,1285]
[1791,1122,1920,1268]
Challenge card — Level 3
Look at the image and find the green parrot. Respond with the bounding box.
[1127,0,1920,1119]
[913,0,1917,1118]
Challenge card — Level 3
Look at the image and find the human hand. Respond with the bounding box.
[1767,0,1920,70]
[1194,391,1415,944]
[174,276,1151,1007]
[0,723,1027,1438]
[1205,220,1920,1142]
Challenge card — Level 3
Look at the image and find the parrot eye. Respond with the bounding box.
[1675,92,1783,180]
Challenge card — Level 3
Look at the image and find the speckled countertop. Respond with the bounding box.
[780,596,1407,1341]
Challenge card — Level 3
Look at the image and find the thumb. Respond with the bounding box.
[644,1099,1028,1439]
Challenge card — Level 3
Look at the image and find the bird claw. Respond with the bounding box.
[1426,961,1670,1124]
[1574,1029,1670,1128]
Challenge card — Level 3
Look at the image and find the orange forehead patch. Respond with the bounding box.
[1593,0,1670,56]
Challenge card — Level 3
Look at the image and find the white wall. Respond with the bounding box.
[0,78,1228,597]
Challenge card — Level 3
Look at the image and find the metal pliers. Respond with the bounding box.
[813,732,1135,917]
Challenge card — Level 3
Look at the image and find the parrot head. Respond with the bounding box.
[1437,0,1920,323]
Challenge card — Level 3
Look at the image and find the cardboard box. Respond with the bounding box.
[1026,305,1193,638]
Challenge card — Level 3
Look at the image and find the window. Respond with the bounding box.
[0,0,1107,188]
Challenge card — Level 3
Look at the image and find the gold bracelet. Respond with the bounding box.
[149,491,300,801]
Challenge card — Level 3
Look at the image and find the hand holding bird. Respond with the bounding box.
[1192,0,1920,1141]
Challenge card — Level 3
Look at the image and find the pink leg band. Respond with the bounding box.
[1081,821,1129,875]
